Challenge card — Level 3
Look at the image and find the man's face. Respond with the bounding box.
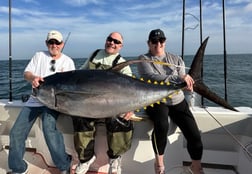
[46,39,64,57]
[105,33,123,55]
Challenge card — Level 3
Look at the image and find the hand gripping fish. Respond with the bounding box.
[33,37,237,118]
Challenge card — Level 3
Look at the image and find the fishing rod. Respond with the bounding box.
[199,0,204,106]
[62,32,71,51]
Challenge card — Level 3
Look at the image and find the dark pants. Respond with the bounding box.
[72,117,133,163]
[146,99,203,160]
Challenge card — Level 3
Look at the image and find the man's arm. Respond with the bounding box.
[24,71,43,88]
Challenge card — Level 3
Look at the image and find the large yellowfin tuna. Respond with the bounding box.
[33,37,237,118]
[33,69,186,118]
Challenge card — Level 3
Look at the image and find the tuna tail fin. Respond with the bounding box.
[189,37,238,112]
[194,81,238,111]
[188,37,209,81]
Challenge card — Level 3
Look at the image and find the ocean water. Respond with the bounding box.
[0,54,251,107]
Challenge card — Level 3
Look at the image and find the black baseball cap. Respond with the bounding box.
[148,29,166,40]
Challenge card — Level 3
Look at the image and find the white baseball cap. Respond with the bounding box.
[46,30,63,42]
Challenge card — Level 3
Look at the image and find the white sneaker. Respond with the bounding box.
[60,170,70,174]
[11,167,28,174]
[108,156,122,174]
[75,156,96,174]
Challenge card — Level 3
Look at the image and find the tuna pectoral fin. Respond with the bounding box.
[194,81,238,112]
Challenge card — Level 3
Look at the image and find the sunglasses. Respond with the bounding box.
[150,38,166,44]
[50,59,56,72]
[47,39,62,45]
[106,36,122,45]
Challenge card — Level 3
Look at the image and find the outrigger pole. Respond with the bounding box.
[181,0,185,59]
[222,0,228,101]
[8,0,13,102]
[181,0,205,106]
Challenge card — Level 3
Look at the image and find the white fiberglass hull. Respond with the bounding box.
[1,99,252,174]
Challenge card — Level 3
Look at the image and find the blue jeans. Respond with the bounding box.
[8,106,71,173]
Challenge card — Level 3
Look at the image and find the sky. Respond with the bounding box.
[0,0,252,60]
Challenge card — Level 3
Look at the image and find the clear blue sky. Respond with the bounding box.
[0,0,251,60]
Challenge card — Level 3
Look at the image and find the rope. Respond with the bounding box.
[204,108,252,159]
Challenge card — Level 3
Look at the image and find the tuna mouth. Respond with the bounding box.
[32,88,39,97]
[21,94,30,102]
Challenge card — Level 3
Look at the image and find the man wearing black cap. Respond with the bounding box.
[137,29,204,174]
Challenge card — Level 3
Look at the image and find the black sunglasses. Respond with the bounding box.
[106,36,122,44]
[50,59,56,72]
[150,38,166,44]
[47,39,62,45]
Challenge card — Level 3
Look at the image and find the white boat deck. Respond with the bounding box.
[1,99,252,174]
[0,149,238,174]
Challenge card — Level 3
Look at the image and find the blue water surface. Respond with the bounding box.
[0,54,251,107]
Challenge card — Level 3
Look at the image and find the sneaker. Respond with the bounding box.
[154,163,165,174]
[108,156,122,174]
[9,167,28,174]
[60,170,70,174]
[75,156,96,174]
[181,166,205,174]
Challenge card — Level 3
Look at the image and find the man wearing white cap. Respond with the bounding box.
[8,30,75,174]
